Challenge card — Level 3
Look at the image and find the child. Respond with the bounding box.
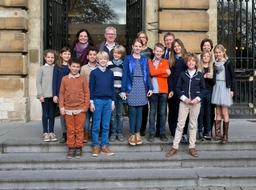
[36,49,57,142]
[197,51,216,141]
[52,47,71,143]
[80,47,98,143]
[168,38,188,141]
[90,51,115,157]
[147,43,170,142]
[59,58,90,159]
[120,38,153,146]
[211,44,235,144]
[107,45,126,142]
[166,53,206,157]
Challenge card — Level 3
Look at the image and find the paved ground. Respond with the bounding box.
[0,117,256,143]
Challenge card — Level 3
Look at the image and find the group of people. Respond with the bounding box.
[36,26,235,159]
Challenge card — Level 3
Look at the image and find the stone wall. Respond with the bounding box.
[0,0,43,122]
[145,0,217,53]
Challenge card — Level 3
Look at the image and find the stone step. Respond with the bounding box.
[0,150,256,171]
[2,138,256,154]
[0,167,256,189]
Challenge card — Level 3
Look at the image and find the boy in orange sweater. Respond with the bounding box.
[59,58,90,159]
[148,43,171,142]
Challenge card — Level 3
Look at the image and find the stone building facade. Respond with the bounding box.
[0,0,216,123]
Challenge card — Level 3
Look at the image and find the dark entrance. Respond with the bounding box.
[43,0,68,51]
[126,0,144,53]
[217,0,256,118]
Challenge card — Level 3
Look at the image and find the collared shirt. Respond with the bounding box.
[105,42,116,52]
[152,58,161,93]
[45,63,55,67]
[68,73,80,79]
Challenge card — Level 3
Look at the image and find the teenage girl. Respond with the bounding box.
[168,38,188,141]
[52,47,71,143]
[197,51,216,141]
[211,44,236,143]
[121,38,153,146]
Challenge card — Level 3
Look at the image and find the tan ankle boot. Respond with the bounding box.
[83,130,89,143]
[214,120,222,140]
[222,121,229,143]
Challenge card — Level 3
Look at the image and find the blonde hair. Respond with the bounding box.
[197,51,214,75]
[96,51,109,60]
[169,38,187,68]
[113,45,126,59]
[184,53,198,67]
[214,44,228,61]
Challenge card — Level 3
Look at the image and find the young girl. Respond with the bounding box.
[197,51,216,141]
[121,38,153,146]
[36,49,57,142]
[211,44,236,144]
[168,38,188,141]
[107,45,126,142]
[52,47,71,143]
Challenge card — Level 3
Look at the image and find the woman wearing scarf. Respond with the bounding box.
[71,29,95,66]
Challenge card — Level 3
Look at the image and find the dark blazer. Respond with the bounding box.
[176,70,206,101]
[214,59,236,91]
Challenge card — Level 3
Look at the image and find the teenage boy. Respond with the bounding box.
[166,53,206,157]
[80,47,98,143]
[90,51,115,157]
[148,43,170,142]
[59,58,90,159]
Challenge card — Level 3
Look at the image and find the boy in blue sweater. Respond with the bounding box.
[89,51,115,157]
[166,53,206,158]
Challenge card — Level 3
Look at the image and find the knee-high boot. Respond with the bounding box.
[222,121,229,143]
[214,120,222,140]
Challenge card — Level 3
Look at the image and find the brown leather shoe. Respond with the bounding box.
[166,148,177,157]
[92,146,99,157]
[189,148,198,157]
[83,130,89,143]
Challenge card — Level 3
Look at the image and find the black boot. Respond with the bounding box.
[59,132,67,143]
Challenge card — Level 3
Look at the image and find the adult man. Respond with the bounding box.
[97,26,119,61]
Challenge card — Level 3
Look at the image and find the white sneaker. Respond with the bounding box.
[43,133,50,142]
[49,132,57,142]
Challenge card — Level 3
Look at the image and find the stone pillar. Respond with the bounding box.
[0,0,43,122]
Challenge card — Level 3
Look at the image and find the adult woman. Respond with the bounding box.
[71,28,95,66]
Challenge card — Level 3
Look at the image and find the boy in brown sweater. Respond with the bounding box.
[59,58,90,159]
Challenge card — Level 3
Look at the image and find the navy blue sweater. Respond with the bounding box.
[176,70,206,101]
[89,68,115,101]
[52,65,70,97]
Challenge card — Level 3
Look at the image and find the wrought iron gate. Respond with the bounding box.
[126,0,144,53]
[43,0,68,51]
[217,0,256,118]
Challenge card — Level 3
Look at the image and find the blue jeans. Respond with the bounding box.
[198,90,212,133]
[41,98,56,133]
[84,109,92,131]
[91,99,112,147]
[129,106,143,135]
[110,88,124,135]
[149,93,168,135]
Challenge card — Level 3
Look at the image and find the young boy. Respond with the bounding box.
[148,43,170,142]
[59,58,90,159]
[107,45,126,142]
[166,53,206,157]
[90,51,115,157]
[36,49,57,142]
[80,48,98,143]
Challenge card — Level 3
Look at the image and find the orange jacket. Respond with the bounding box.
[148,59,169,94]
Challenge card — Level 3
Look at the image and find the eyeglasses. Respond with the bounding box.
[106,33,116,36]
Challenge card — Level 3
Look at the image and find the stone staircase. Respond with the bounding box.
[1,137,256,189]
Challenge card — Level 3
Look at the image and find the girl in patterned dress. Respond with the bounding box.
[121,38,153,145]
[211,44,236,143]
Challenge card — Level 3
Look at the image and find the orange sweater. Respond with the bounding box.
[148,59,169,94]
[59,75,90,111]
